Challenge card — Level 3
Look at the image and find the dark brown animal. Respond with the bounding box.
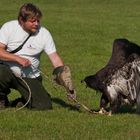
[83,39,140,115]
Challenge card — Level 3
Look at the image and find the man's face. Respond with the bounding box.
[21,17,41,34]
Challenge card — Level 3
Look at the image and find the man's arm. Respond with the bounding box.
[48,52,64,68]
[0,42,31,67]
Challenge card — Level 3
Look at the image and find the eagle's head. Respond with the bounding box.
[82,75,97,89]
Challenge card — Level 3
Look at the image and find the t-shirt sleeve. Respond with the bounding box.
[43,29,56,55]
[0,23,10,45]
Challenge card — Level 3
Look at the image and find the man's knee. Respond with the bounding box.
[30,97,52,110]
[28,92,52,110]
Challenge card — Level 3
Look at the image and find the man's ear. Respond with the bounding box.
[18,17,25,24]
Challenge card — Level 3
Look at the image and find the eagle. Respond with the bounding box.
[83,38,140,115]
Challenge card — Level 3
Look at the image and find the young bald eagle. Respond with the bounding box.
[83,39,140,114]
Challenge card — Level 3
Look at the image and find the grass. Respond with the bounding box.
[0,0,140,139]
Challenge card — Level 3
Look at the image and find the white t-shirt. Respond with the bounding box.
[0,20,56,78]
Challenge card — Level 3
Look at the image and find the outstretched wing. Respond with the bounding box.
[109,55,140,103]
[84,38,140,94]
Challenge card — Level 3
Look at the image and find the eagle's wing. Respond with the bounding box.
[110,57,140,102]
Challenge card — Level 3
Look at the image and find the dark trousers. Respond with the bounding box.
[0,64,52,110]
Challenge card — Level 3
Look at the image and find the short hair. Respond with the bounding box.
[18,3,42,22]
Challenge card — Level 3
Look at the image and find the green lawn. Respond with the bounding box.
[0,0,140,139]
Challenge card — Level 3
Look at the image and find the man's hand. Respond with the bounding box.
[16,56,31,67]
[0,46,31,67]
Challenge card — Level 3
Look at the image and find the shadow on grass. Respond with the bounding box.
[51,97,81,112]
[117,105,136,114]
[104,105,136,114]
[90,105,137,115]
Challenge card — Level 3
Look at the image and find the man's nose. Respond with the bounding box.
[34,20,39,26]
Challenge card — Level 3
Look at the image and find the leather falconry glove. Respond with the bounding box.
[53,65,76,100]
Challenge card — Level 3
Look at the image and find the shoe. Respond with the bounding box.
[11,97,25,108]
[0,100,5,109]
[0,94,9,109]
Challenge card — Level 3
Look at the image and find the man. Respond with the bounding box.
[0,3,76,110]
